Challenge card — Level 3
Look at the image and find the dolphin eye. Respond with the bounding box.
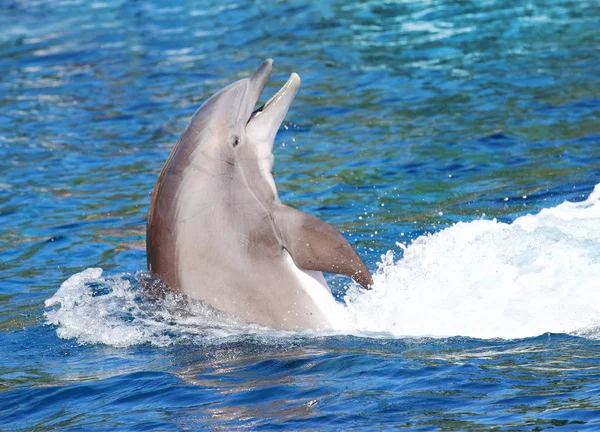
[232,137,240,148]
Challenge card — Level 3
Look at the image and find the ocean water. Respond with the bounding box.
[2,0,600,430]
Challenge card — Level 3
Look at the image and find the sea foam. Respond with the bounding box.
[45,184,600,345]
[345,184,600,339]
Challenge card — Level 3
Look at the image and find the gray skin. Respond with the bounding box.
[146,59,372,330]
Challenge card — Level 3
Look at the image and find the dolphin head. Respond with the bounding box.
[185,59,300,169]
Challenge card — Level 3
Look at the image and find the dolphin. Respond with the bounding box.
[146,59,372,330]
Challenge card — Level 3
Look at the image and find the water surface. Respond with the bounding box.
[2,0,600,429]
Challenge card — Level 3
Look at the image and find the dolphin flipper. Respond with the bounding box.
[274,205,373,289]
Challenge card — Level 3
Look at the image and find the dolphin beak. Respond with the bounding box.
[248,59,273,108]
[247,66,301,143]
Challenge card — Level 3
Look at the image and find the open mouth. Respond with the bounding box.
[248,73,300,124]
[246,60,301,129]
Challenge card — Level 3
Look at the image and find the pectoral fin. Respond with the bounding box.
[273,205,373,289]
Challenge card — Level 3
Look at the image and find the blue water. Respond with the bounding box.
[2,0,600,429]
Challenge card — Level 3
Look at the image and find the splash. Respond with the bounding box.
[44,269,260,347]
[345,184,600,339]
[45,184,600,345]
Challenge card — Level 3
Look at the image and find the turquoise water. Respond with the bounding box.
[2,0,600,429]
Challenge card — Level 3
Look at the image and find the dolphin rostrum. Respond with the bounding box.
[146,59,372,330]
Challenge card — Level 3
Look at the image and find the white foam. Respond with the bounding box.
[45,184,600,345]
[45,268,166,347]
[344,184,600,339]
[44,268,260,347]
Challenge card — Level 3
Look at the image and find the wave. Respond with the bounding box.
[45,184,600,345]
[346,183,600,339]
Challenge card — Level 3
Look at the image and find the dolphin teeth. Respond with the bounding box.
[264,74,296,108]
[248,73,298,124]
